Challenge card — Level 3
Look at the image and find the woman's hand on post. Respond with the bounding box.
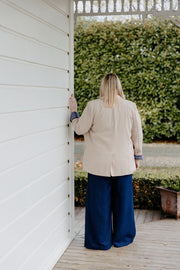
[69,94,77,112]
[135,159,140,169]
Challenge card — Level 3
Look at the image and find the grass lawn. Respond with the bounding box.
[75,166,180,177]
[134,166,180,178]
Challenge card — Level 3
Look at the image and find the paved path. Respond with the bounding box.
[75,141,180,167]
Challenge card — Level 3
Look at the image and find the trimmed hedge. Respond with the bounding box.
[74,19,180,142]
[74,170,180,209]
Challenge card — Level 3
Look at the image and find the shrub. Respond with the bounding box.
[74,170,180,209]
[160,176,180,192]
[74,19,180,142]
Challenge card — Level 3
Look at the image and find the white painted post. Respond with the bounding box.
[68,0,75,242]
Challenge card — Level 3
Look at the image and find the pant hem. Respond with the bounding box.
[84,243,112,250]
[113,238,135,248]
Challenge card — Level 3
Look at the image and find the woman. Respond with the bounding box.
[69,73,143,250]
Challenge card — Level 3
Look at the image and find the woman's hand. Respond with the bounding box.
[135,159,140,169]
[69,94,77,112]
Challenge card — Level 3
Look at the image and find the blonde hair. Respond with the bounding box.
[100,73,125,107]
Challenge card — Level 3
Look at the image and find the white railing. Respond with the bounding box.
[74,0,180,25]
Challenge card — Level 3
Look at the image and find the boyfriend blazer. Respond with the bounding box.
[70,95,143,177]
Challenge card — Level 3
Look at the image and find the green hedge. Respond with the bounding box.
[74,19,180,142]
[74,170,180,209]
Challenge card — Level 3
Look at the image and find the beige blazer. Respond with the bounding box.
[71,95,143,176]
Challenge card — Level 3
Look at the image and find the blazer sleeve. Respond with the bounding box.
[131,103,143,160]
[70,101,94,135]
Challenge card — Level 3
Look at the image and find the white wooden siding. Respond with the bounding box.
[0,1,74,270]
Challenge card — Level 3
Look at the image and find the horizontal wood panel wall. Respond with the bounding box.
[0,1,74,270]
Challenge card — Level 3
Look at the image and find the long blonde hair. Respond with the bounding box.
[100,73,125,107]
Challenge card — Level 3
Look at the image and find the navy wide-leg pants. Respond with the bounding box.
[84,173,136,250]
